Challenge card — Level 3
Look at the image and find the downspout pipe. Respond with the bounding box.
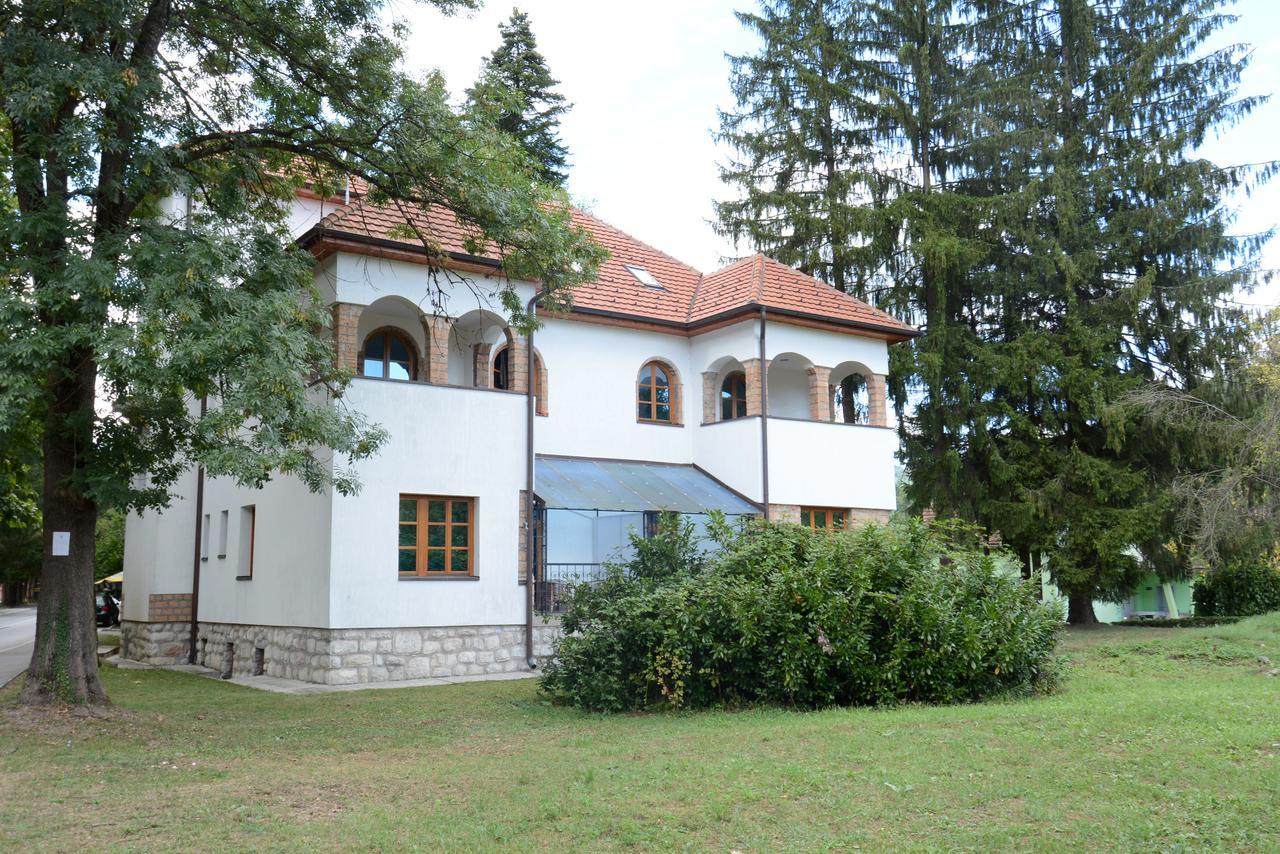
[188,395,208,664]
[524,293,542,670]
[759,307,770,519]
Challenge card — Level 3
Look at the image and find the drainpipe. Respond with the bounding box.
[524,293,542,669]
[188,395,208,664]
[759,307,770,519]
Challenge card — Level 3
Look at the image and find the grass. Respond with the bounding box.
[2,615,1278,852]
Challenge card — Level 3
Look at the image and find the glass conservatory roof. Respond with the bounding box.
[534,456,760,515]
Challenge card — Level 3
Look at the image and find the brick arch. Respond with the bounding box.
[636,357,682,425]
[491,340,549,416]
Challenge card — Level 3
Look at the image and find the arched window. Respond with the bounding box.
[361,328,417,381]
[720,371,747,420]
[492,345,511,390]
[638,361,674,423]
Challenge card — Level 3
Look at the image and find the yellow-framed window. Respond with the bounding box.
[800,507,847,531]
[398,495,474,576]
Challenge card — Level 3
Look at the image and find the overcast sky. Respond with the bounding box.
[398,0,1279,307]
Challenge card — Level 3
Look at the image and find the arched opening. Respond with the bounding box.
[492,343,549,415]
[766,352,813,419]
[449,309,512,387]
[829,361,873,424]
[637,359,680,424]
[721,371,747,420]
[355,296,427,382]
[361,328,418,381]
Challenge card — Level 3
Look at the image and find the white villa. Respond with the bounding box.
[121,182,918,685]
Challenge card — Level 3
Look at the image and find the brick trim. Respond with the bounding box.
[147,593,192,623]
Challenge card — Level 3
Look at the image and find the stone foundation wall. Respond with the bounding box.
[122,620,562,686]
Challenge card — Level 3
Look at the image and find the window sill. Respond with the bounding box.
[235,575,253,581]
[636,420,684,428]
[216,554,226,560]
[398,575,480,582]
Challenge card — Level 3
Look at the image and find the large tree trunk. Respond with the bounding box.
[1066,591,1099,626]
[21,355,107,706]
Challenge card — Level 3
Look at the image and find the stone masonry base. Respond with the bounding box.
[121,620,562,686]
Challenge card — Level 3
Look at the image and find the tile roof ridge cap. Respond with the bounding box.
[686,271,707,322]
[754,253,766,302]
[316,197,365,230]
[571,207,703,276]
[759,255,912,328]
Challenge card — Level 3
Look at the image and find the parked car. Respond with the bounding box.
[95,593,120,627]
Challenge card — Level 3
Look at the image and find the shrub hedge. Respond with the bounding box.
[1193,561,1280,617]
[1113,615,1243,628]
[539,518,1062,712]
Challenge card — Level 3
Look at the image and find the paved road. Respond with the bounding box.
[0,606,37,688]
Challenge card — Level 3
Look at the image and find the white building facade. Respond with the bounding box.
[121,188,917,685]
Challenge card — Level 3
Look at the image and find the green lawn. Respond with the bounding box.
[3,616,1278,852]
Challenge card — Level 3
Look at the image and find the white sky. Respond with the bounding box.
[397,0,1279,307]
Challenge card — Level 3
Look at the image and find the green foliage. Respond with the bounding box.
[1193,561,1280,617]
[0,0,604,515]
[467,8,571,186]
[719,1,1272,620]
[540,518,1061,712]
[95,509,125,582]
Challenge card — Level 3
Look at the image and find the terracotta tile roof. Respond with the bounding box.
[305,197,915,338]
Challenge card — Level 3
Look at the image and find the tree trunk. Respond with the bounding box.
[1066,591,1099,626]
[21,355,107,706]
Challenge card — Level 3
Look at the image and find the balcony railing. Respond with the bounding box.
[535,562,607,614]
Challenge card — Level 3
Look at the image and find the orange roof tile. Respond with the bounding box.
[303,197,916,339]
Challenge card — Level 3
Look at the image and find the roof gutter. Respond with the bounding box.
[524,293,542,671]
[297,227,505,272]
[187,396,207,665]
[759,307,770,520]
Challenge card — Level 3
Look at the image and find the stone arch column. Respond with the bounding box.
[807,365,833,421]
[702,371,718,424]
[420,314,454,384]
[332,303,364,373]
[472,343,494,389]
[742,358,767,417]
[868,373,889,427]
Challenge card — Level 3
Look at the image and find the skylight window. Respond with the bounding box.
[624,264,665,290]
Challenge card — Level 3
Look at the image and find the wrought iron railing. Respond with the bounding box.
[535,562,607,614]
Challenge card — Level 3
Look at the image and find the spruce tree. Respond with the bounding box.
[469,9,572,186]
[720,0,1270,622]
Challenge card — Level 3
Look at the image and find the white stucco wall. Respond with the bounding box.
[767,419,898,509]
[122,468,199,623]
[193,469,333,628]
[327,378,528,628]
[535,317,694,463]
[693,417,764,502]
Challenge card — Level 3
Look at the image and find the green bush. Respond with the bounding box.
[1193,561,1280,617]
[539,518,1062,712]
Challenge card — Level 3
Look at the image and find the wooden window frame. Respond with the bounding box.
[800,506,847,531]
[720,371,747,421]
[637,360,676,424]
[398,495,476,578]
[359,326,419,382]
[492,344,511,390]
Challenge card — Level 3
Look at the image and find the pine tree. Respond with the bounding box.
[720,0,1271,623]
[716,0,878,294]
[469,9,572,186]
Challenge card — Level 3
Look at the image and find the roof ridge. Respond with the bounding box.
[685,271,706,323]
[754,253,766,302]
[571,207,703,277]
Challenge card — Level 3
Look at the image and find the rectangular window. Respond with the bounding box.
[238,505,255,579]
[200,513,211,561]
[398,495,474,577]
[800,507,847,531]
[217,509,229,559]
